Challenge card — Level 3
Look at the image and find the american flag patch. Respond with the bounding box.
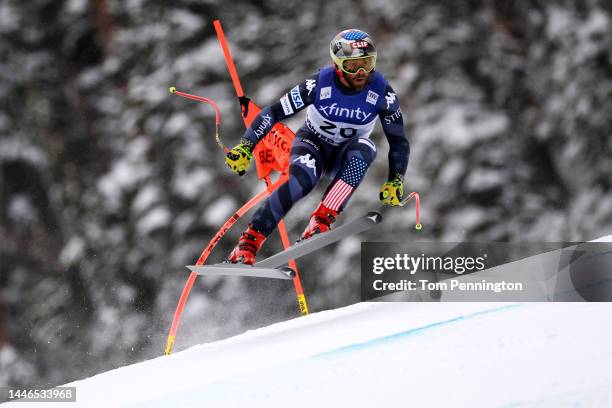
[322,180,353,211]
[322,157,368,211]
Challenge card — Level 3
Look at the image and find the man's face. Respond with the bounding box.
[343,69,371,90]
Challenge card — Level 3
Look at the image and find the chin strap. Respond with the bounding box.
[334,64,344,78]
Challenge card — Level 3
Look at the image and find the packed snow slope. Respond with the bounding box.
[5,302,612,407]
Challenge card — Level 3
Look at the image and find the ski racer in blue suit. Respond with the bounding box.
[225,29,410,264]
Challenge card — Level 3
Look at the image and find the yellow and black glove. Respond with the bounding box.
[225,140,253,176]
[379,175,404,206]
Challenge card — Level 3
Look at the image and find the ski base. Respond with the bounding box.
[187,264,295,280]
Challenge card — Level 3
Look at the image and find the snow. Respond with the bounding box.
[203,197,237,227]
[0,346,36,385]
[173,39,227,77]
[255,80,291,106]
[465,169,505,191]
[7,195,37,224]
[546,7,574,38]
[3,302,611,407]
[172,168,212,200]
[575,10,610,62]
[396,63,419,89]
[59,236,85,267]
[124,0,146,13]
[163,112,191,137]
[413,105,508,150]
[438,158,465,185]
[168,10,204,36]
[136,206,171,236]
[0,3,19,33]
[131,184,161,215]
[4,0,612,397]
[127,68,172,105]
[321,237,361,284]
[547,7,610,64]
[0,137,47,167]
[97,138,152,211]
[77,68,103,89]
[442,207,486,239]
[65,0,87,14]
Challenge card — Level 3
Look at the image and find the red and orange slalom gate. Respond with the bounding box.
[264,176,309,315]
[164,174,289,355]
[164,20,308,355]
[212,18,308,316]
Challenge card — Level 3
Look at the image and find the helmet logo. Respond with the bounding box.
[350,41,369,49]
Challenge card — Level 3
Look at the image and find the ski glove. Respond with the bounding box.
[379,175,404,206]
[225,140,253,176]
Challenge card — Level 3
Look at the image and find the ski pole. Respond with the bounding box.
[399,191,422,230]
[168,86,228,153]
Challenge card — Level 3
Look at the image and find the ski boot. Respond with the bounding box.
[300,203,339,241]
[226,224,267,265]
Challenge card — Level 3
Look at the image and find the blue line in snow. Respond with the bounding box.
[311,303,523,359]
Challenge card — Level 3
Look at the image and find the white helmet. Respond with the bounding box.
[329,29,377,74]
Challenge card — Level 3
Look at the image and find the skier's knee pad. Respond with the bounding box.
[341,137,377,166]
[352,138,377,164]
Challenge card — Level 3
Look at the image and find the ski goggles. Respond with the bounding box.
[338,55,377,74]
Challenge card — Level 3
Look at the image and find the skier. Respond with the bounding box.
[225,29,410,264]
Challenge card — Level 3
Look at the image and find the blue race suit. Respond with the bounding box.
[243,66,410,236]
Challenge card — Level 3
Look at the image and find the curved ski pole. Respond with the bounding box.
[398,191,422,230]
[168,86,228,153]
[164,173,289,355]
[264,175,309,316]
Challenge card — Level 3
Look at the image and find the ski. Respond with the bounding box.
[187,264,296,280]
[255,211,382,269]
[187,211,382,277]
